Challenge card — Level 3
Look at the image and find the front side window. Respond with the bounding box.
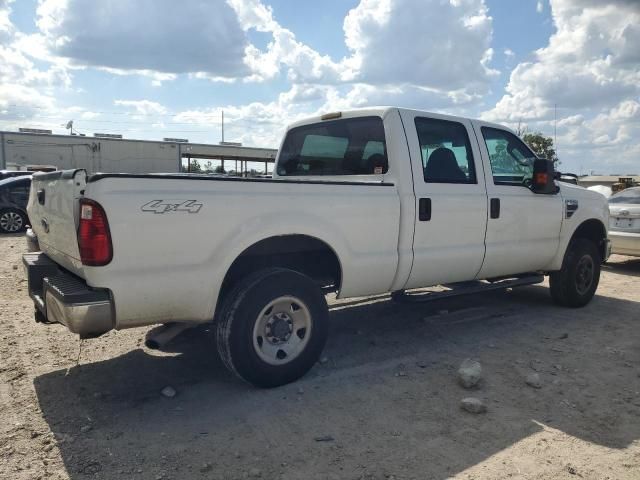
[482,127,537,186]
[277,116,388,176]
[414,117,476,184]
[0,179,30,206]
[9,181,30,206]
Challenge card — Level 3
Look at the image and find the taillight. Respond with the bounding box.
[78,199,113,266]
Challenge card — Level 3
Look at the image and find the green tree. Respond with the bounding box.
[522,132,558,163]
[189,159,203,173]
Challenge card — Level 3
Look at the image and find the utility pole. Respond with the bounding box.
[554,103,557,159]
[221,110,224,144]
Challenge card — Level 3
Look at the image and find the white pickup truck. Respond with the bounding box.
[24,107,611,387]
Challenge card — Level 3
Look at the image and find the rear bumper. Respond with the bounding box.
[609,231,640,257]
[23,252,114,338]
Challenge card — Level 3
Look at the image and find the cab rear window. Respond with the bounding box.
[277,117,388,176]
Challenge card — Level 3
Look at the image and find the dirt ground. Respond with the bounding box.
[1,233,639,480]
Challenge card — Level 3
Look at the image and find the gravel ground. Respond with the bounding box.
[1,233,639,480]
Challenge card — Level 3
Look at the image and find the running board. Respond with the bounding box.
[391,274,544,303]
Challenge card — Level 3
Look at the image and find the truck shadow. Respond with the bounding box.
[33,286,640,479]
[603,256,640,277]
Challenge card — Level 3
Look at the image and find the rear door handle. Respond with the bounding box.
[419,198,431,221]
[37,189,45,205]
[490,198,500,219]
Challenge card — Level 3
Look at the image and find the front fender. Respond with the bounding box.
[543,191,609,271]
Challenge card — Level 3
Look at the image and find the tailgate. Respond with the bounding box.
[27,169,87,276]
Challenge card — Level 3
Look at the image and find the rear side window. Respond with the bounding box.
[414,117,476,184]
[277,117,388,176]
[609,188,640,204]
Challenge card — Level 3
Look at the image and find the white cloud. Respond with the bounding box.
[483,0,640,172]
[504,48,515,57]
[226,0,345,83]
[489,0,639,121]
[134,0,500,147]
[37,0,250,78]
[100,67,177,86]
[0,0,14,42]
[0,1,70,124]
[80,111,100,120]
[174,86,316,147]
[114,100,168,116]
[33,0,499,95]
[343,0,497,92]
[536,1,544,13]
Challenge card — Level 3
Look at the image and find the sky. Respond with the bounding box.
[0,0,638,175]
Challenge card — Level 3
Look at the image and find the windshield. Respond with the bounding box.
[608,187,640,204]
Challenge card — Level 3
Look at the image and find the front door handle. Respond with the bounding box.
[490,198,500,219]
[419,198,431,221]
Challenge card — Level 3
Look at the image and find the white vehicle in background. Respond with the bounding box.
[608,187,640,257]
[23,107,611,387]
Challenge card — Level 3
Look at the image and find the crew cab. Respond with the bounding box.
[23,107,611,387]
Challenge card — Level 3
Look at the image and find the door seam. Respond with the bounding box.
[470,122,490,280]
[396,109,418,291]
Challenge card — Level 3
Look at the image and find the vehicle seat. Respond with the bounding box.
[342,150,363,174]
[366,153,388,174]
[425,148,466,182]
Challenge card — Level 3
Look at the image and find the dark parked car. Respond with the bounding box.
[0,170,32,181]
[0,176,32,233]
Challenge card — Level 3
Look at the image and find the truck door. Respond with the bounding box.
[399,111,488,289]
[473,123,563,278]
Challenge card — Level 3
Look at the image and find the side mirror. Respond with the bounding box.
[531,158,557,194]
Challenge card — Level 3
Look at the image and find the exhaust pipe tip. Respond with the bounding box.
[144,323,192,351]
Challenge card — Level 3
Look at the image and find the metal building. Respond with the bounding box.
[577,175,640,188]
[0,130,277,175]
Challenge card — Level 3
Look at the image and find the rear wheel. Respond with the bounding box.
[549,238,601,308]
[215,268,329,387]
[0,208,27,233]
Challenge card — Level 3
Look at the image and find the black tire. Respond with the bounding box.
[0,208,27,234]
[549,238,601,308]
[215,268,329,388]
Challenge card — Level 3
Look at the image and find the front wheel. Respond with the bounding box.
[215,268,329,387]
[0,208,27,233]
[549,238,601,308]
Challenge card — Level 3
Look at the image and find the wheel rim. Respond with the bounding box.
[252,295,312,366]
[575,254,595,295]
[0,211,23,232]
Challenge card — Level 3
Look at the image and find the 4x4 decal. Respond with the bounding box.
[141,200,202,214]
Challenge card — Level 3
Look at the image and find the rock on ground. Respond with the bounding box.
[461,397,487,414]
[525,372,542,389]
[160,386,176,398]
[458,358,482,388]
